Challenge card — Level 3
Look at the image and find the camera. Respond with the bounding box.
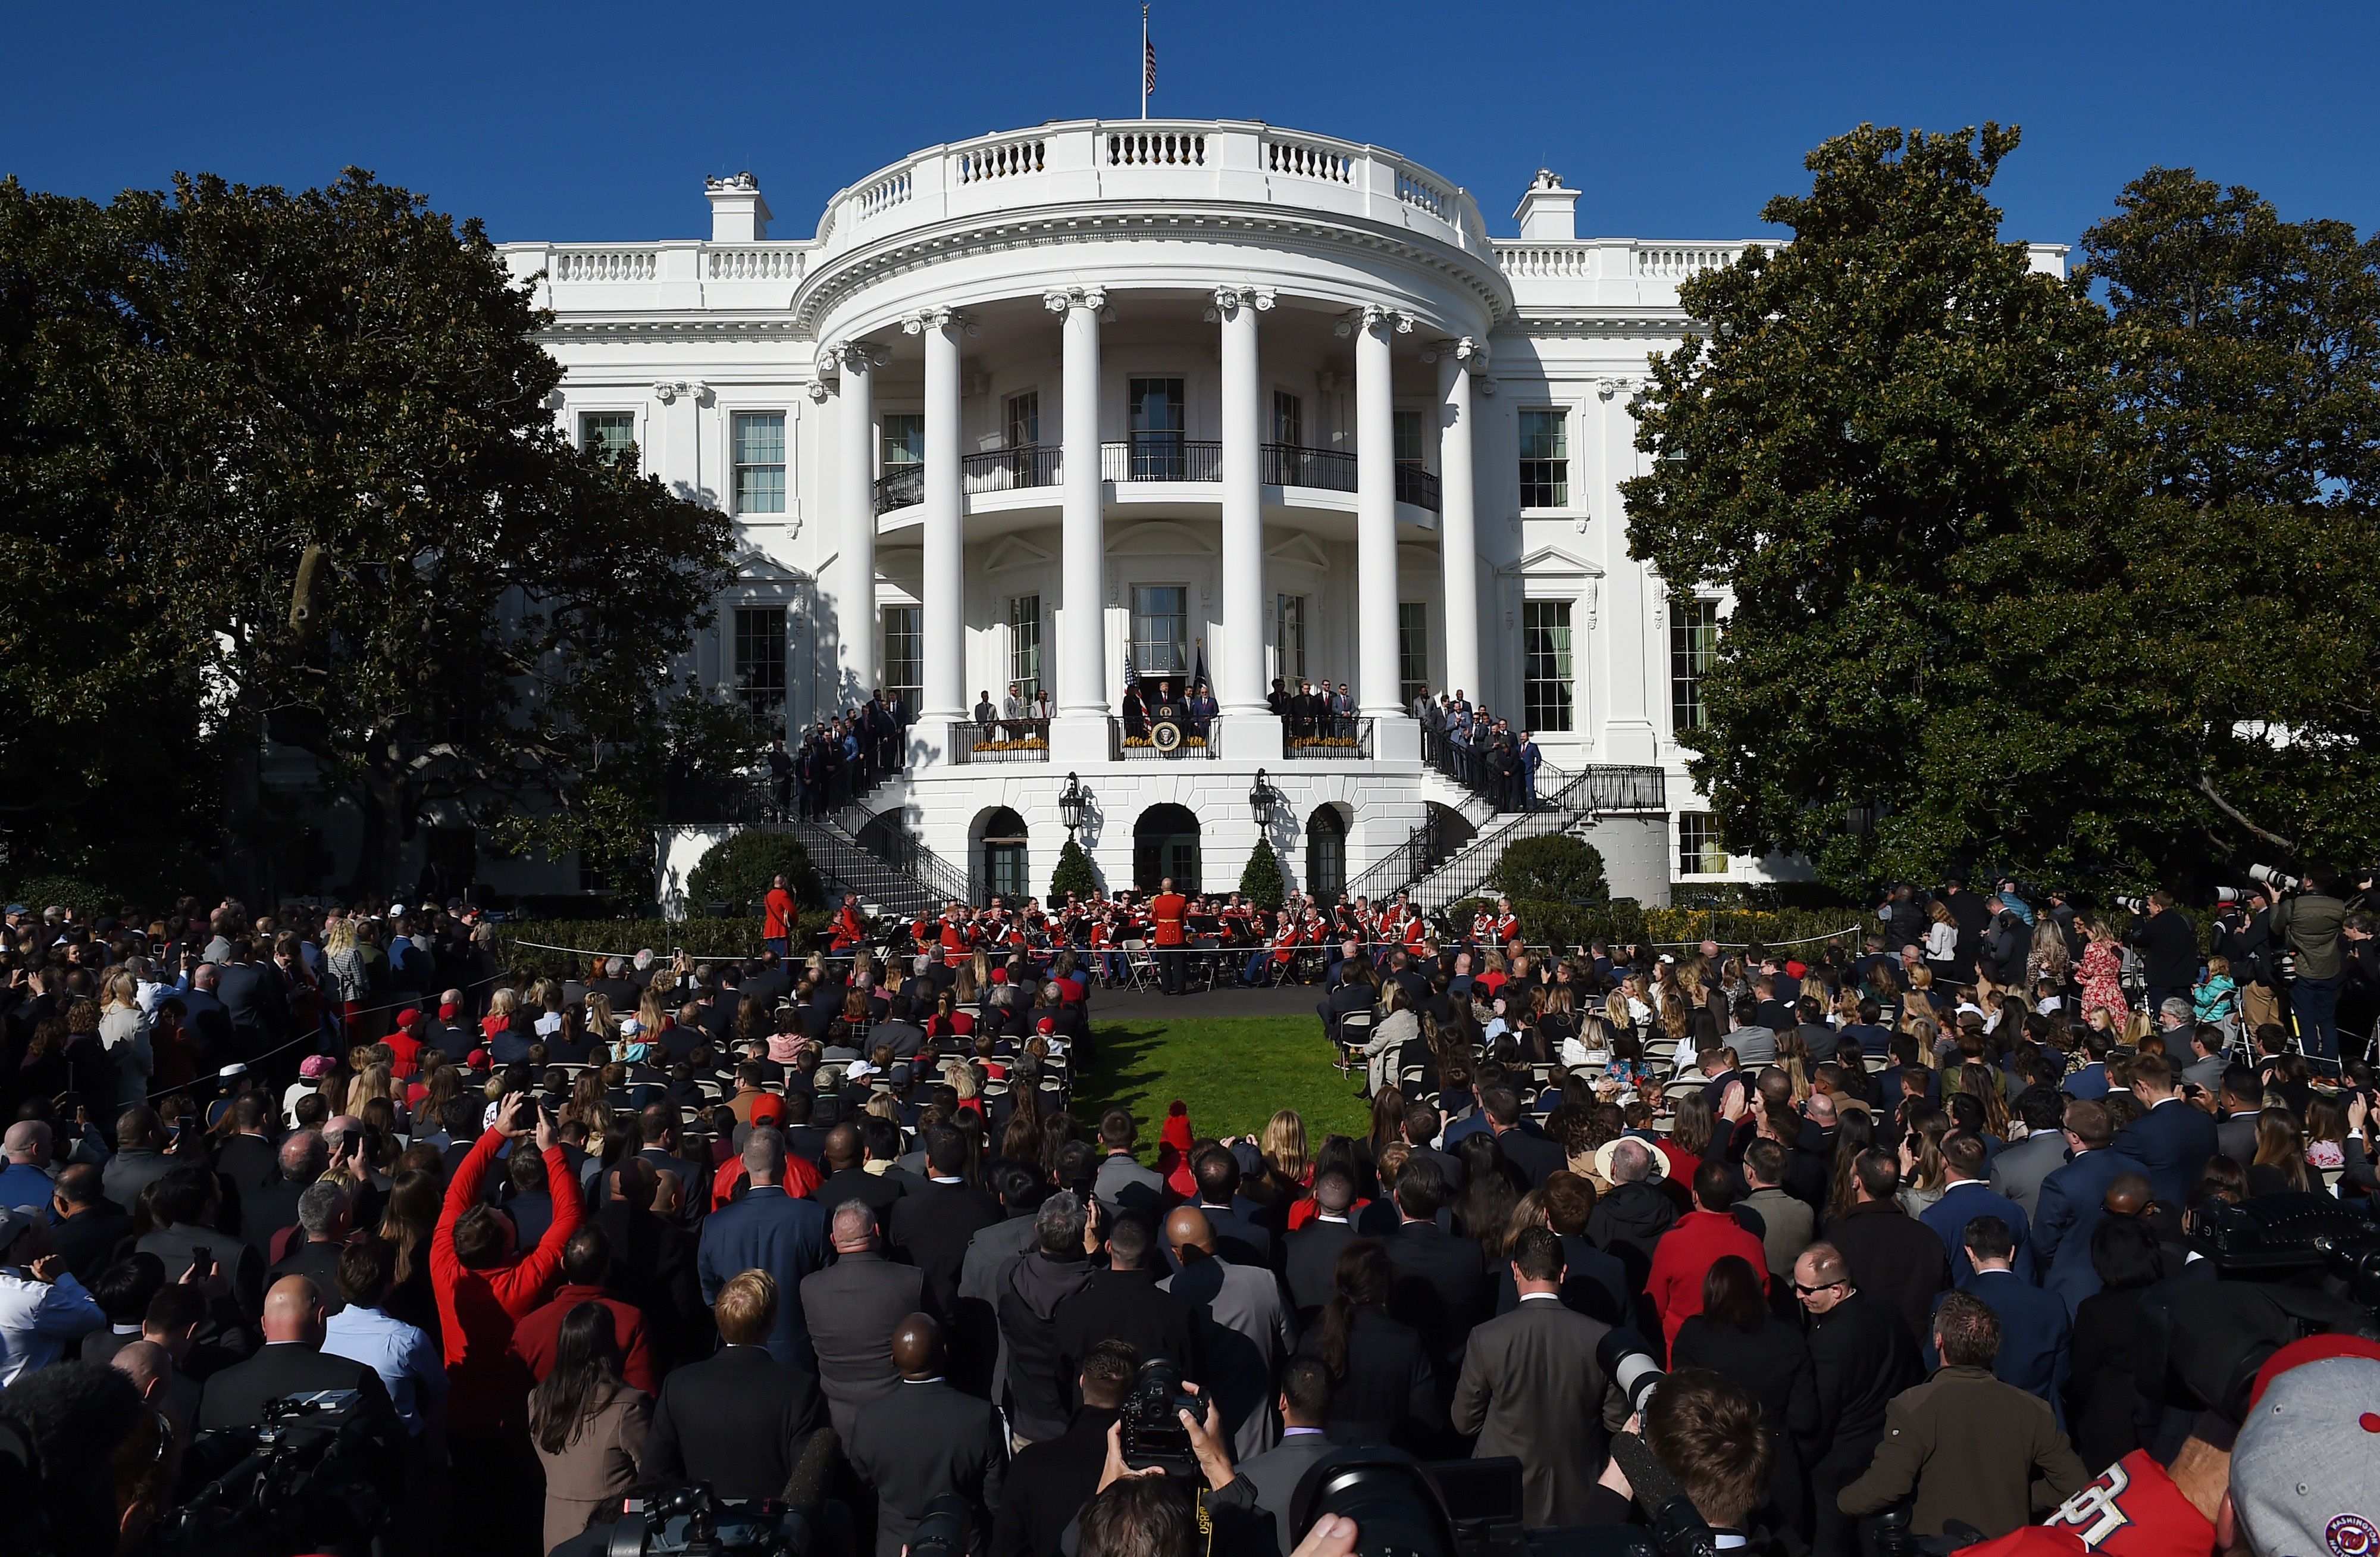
[906,1494,974,1557]
[603,1483,807,1556]
[1119,1358,1210,1478]
[2213,887,2243,906]
[1596,1328,1667,1417]
[2114,896,2147,915]
[155,1389,394,1555]
[2250,864,2301,893]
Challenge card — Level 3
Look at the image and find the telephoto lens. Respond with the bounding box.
[1595,1328,1666,1416]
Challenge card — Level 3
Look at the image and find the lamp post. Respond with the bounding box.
[1248,767,1282,831]
[1059,771,1089,839]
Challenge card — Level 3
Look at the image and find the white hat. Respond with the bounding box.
[1593,1135,1666,1184]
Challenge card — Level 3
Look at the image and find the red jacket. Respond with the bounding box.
[764,887,797,940]
[710,1150,822,1212]
[507,1281,658,1395]
[1645,1208,1771,1350]
[432,1130,584,1437]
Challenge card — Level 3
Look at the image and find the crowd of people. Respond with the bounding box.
[0,873,2373,1557]
[1413,690,1548,811]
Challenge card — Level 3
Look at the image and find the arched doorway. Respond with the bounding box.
[1305,805,1349,899]
[979,808,1029,906]
[1133,803,1201,893]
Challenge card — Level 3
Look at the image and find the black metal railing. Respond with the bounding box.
[1263,442,1355,492]
[1395,461,1442,512]
[872,462,923,514]
[948,719,1051,764]
[1345,820,1433,906]
[1284,718,1373,759]
[964,443,1061,495]
[1109,717,1218,759]
[841,817,973,907]
[1099,439,1223,483]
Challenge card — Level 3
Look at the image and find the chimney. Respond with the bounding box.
[1511,169,1579,242]
[705,173,772,242]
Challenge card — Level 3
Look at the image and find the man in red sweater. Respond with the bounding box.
[508,1223,657,1393]
[1646,1160,1771,1350]
[433,1089,583,1545]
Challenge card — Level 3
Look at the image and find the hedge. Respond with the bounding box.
[1641,906,1869,949]
[494,913,832,970]
[1445,897,1646,951]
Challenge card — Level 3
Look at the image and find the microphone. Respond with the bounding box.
[778,1425,842,1555]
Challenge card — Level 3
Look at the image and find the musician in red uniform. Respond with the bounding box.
[762,873,798,957]
[1490,895,1521,951]
[938,903,975,969]
[827,892,867,955]
[1149,877,1189,995]
[1239,910,1301,985]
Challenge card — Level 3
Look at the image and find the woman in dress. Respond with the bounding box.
[2077,918,2130,1031]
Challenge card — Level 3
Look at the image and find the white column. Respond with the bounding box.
[828,342,876,708]
[1436,340,1483,704]
[1354,306,1410,729]
[1047,288,1109,762]
[909,308,967,733]
[1214,286,1281,758]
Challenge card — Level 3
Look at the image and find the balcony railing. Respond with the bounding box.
[872,441,1439,512]
[1285,718,1373,759]
[948,719,1051,764]
[1110,717,1217,760]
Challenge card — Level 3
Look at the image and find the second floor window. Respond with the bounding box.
[1398,602,1429,708]
[732,412,785,514]
[1671,598,1720,733]
[1009,595,1042,698]
[1393,408,1425,465]
[580,412,636,465]
[1678,812,1729,875]
[1273,390,1302,447]
[1518,408,1568,507]
[881,413,923,473]
[1006,391,1040,448]
[1129,378,1186,479]
[1522,600,1574,732]
[1274,593,1307,682]
[881,606,921,712]
[1132,584,1189,681]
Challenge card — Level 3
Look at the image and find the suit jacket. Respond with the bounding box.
[1805,1289,1925,1478]
[1931,1267,2070,1425]
[845,1377,1007,1557]
[1283,1217,1360,1322]
[891,1178,1003,1319]
[1987,1131,2068,1221]
[956,1213,1041,1403]
[1179,1198,1275,1271]
[1491,1234,1631,1328]
[2111,1100,2219,1209]
[1837,1365,2089,1538]
[198,1340,394,1430]
[267,1239,352,1315]
[1489,1126,1565,1189]
[1918,1181,2034,1286]
[800,1249,926,1435]
[51,1203,134,1289]
[643,1343,823,1502]
[214,1133,280,1195]
[696,1186,830,1370]
[1451,1297,1624,1526]
[1233,1430,1340,1555]
[2031,1148,2141,1315]
[1299,1305,1440,1452]
[1163,1255,1297,1460]
[596,1202,710,1368]
[2216,1111,2258,1167]
[994,1407,1119,1557]
[813,1165,905,1220]
[1382,1220,1490,1381]
[1054,1267,1197,1385]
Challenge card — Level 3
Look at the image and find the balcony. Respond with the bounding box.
[871,440,1441,515]
[947,719,1050,764]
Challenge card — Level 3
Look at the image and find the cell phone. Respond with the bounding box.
[189,1245,214,1280]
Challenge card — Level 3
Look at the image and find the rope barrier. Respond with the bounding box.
[136,969,508,1103]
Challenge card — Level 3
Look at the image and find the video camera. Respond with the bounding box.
[1293,1447,1673,1557]
[153,1389,391,1556]
[602,1483,810,1557]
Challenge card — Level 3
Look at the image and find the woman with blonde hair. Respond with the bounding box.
[1261,1109,1311,1193]
[98,967,153,1112]
[481,986,520,1043]
[635,985,669,1043]
[1898,1105,1951,1215]
[583,992,620,1047]
[323,918,367,1036]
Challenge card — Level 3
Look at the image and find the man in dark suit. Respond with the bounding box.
[1380,1156,1489,1386]
[1479,1087,1563,1188]
[101,1109,175,1215]
[644,1267,823,1501]
[597,1157,710,1370]
[137,1166,265,1342]
[1054,1213,1196,1389]
[1452,1227,1626,1526]
[2215,1066,2262,1165]
[812,1125,905,1220]
[1930,1216,2069,1426]
[992,1339,1135,1557]
[1986,1088,2071,1221]
[2110,1055,2219,1208]
[697,1130,831,1371]
[801,1200,926,1438]
[845,1313,1007,1557]
[1827,1149,1952,1347]
[1282,1172,1360,1324]
[1229,1362,1341,1555]
[890,1128,1002,1318]
[954,1162,1046,1404]
[211,1095,280,1195]
[1176,1149,1273,1271]
[265,1183,353,1316]
[47,1164,134,1289]
[2030,1100,2143,1315]
[198,1275,395,1430]
[212,940,289,1059]
[1918,1134,2033,1285]
[1510,1173,1630,1327]
[1796,1242,1925,1557]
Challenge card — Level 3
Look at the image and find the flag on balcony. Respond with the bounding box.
[1191,638,1208,693]
[1122,650,1140,691]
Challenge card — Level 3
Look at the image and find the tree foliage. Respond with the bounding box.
[1490,834,1610,905]
[1238,837,1285,910]
[685,830,823,919]
[0,168,738,896]
[1621,123,2380,893]
[1050,838,1101,900]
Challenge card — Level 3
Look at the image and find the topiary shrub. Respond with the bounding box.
[1490,834,1609,905]
[684,830,823,920]
[1238,837,1285,910]
[1050,837,1101,899]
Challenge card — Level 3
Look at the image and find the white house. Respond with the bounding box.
[494,119,2066,915]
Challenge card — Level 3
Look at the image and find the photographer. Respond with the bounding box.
[1586,1368,1774,1542]
[2268,864,2350,1063]
[2124,893,2199,1023]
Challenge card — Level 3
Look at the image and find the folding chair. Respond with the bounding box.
[1186,947,1220,994]
[1336,1011,1375,1077]
[1122,939,1156,992]
[1662,1075,1707,1105]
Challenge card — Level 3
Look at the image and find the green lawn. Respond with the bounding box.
[1076,1016,1371,1160]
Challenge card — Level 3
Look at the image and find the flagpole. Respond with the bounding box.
[1140,4,1148,120]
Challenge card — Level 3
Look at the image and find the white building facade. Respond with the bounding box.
[500,120,2063,914]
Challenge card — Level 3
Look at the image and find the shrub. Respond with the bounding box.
[684,831,823,920]
[2,874,127,919]
[493,914,830,971]
[1238,838,1285,910]
[1490,834,1609,904]
[1050,837,1101,899]
[1443,896,1645,952]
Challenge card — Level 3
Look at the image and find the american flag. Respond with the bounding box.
[1144,35,1156,96]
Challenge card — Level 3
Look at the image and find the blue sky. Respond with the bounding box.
[5,1,2373,251]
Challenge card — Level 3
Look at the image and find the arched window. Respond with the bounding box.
[980,807,1029,906]
[1305,806,1348,899]
[1133,803,1201,893]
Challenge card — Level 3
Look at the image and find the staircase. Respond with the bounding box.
[1349,763,1667,917]
[754,814,969,921]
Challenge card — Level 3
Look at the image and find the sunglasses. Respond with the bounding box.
[1793,1280,1844,1296]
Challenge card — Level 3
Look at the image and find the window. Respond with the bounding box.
[732,606,788,727]
[1273,390,1304,448]
[1398,602,1429,708]
[1518,408,1568,508]
[1671,598,1720,734]
[1005,391,1040,448]
[1306,808,1348,898]
[1274,593,1307,683]
[1393,409,1425,466]
[881,413,923,473]
[881,605,920,711]
[731,412,785,515]
[1522,600,1574,732]
[1678,812,1729,875]
[1131,585,1189,681]
[1130,377,1186,479]
[580,411,637,465]
[1008,595,1042,698]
